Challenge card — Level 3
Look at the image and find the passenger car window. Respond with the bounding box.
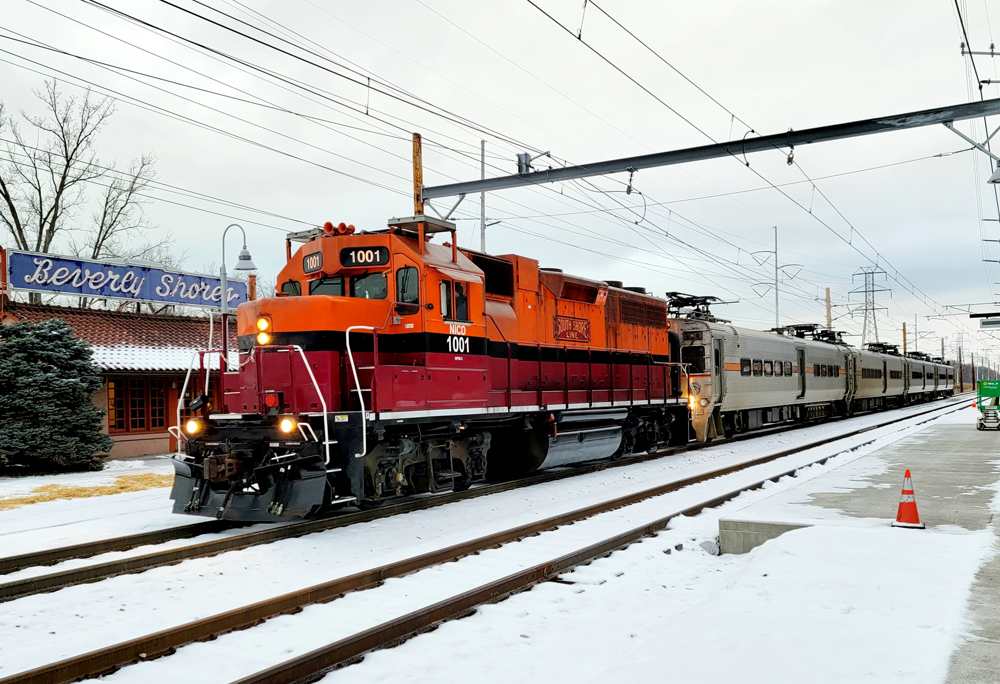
[752,359,762,376]
[350,272,387,299]
[740,358,752,376]
[439,280,452,319]
[281,280,301,296]
[784,361,793,376]
[309,276,343,296]
[396,267,419,304]
[764,361,773,376]
[454,281,469,321]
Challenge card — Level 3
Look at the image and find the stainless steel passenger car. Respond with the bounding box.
[666,296,954,442]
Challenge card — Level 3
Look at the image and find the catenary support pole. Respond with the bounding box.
[774,226,779,329]
[480,140,486,252]
[903,322,907,355]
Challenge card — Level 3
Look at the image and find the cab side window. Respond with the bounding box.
[396,266,419,304]
[439,280,452,319]
[281,280,301,296]
[454,282,469,321]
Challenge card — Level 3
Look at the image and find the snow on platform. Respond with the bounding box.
[718,406,998,553]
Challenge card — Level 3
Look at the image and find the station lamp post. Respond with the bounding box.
[220,223,256,369]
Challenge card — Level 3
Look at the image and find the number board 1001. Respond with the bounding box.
[340,246,390,268]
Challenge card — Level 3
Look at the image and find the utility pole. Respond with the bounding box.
[826,288,832,330]
[913,315,918,351]
[480,140,486,252]
[903,322,907,355]
[958,344,964,392]
[941,337,945,360]
[412,133,424,215]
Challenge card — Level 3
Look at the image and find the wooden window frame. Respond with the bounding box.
[107,375,169,434]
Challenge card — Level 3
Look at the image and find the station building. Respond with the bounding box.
[0,298,233,459]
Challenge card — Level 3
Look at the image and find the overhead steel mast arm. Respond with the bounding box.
[422,98,1000,200]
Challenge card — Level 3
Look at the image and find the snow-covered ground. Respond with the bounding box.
[0,456,195,558]
[0,400,979,682]
[0,399,961,683]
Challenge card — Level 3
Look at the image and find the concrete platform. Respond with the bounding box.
[718,407,1000,682]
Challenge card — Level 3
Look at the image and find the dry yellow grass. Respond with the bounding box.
[0,473,174,511]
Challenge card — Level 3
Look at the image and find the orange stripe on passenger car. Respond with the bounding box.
[724,363,741,371]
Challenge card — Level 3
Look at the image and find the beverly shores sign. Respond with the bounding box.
[1,249,248,308]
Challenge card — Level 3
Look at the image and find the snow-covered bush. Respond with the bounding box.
[0,319,112,472]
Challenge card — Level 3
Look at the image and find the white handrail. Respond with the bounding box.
[289,345,331,465]
[345,325,375,459]
[175,351,201,458]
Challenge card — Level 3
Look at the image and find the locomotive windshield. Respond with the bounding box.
[349,272,388,299]
[681,344,706,372]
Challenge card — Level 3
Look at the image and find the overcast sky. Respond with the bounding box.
[2,0,999,359]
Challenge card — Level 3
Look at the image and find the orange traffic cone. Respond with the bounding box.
[892,469,925,529]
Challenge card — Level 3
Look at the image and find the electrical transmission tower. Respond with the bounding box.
[849,267,891,346]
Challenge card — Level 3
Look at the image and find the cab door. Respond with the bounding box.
[713,338,726,405]
[797,349,806,398]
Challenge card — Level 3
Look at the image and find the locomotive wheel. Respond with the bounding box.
[359,498,385,510]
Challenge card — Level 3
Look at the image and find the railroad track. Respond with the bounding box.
[0,396,969,604]
[0,396,970,684]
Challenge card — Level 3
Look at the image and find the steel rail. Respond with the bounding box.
[0,519,238,576]
[0,397,970,684]
[0,395,968,603]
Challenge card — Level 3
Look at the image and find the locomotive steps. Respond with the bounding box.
[0,397,970,684]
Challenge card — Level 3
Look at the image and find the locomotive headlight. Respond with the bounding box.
[256,317,270,332]
[279,418,297,433]
[184,419,201,435]
[257,332,270,345]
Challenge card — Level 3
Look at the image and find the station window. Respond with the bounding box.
[280,280,301,296]
[309,276,343,296]
[350,272,388,299]
[107,377,166,434]
[396,267,419,304]
[740,358,752,376]
[764,361,773,376]
[752,359,763,376]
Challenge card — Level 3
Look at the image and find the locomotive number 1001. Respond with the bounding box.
[340,246,390,267]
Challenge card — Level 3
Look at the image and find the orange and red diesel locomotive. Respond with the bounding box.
[171,216,689,520]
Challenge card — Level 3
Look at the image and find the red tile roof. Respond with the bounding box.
[0,299,238,372]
